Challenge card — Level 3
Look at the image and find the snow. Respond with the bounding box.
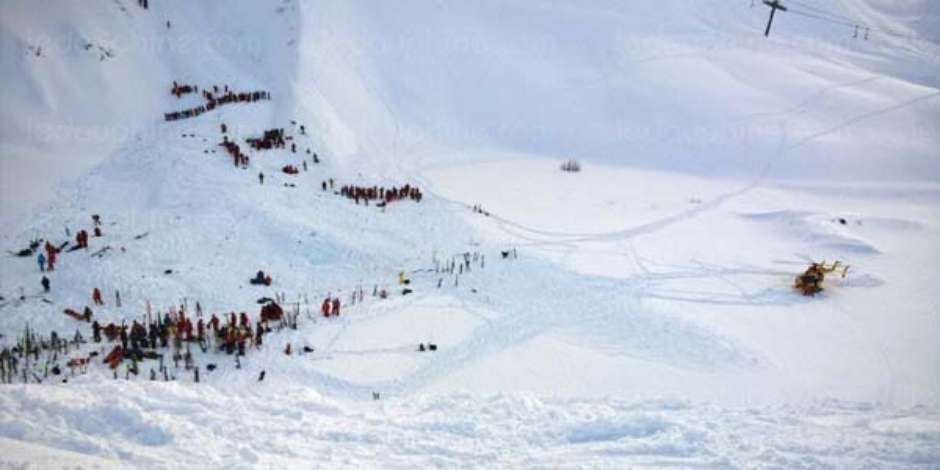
[1,0,940,467]
[2,382,939,469]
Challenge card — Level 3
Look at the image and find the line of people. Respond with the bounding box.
[472,204,491,216]
[432,250,490,288]
[220,139,250,167]
[164,89,270,121]
[337,183,424,207]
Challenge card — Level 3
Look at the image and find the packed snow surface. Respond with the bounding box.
[1,0,939,467]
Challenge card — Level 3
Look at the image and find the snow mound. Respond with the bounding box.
[3,384,940,468]
[742,210,882,255]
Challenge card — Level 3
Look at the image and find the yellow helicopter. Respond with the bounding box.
[794,260,849,296]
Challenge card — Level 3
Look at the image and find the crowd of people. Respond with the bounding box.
[90,305,276,377]
[220,139,249,167]
[4,171,523,386]
[170,81,196,98]
[5,288,321,383]
[246,128,287,151]
[336,183,424,207]
[0,327,86,384]
[1,241,517,385]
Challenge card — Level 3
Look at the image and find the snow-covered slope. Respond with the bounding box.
[1,0,939,467]
[0,0,300,224]
[292,0,940,180]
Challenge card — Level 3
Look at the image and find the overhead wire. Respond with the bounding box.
[786,0,860,24]
[758,0,938,45]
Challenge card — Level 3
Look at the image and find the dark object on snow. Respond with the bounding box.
[838,218,847,225]
[418,343,426,352]
[10,239,40,257]
[302,346,314,353]
[51,365,61,375]
[428,343,437,351]
[90,246,111,258]
[125,348,144,362]
[260,302,283,322]
[11,239,41,256]
[560,159,581,172]
[141,351,161,360]
[402,288,413,296]
[258,370,266,382]
[164,269,173,275]
[250,270,272,286]
[11,247,34,257]
[372,392,380,400]
[103,345,124,369]
[206,363,217,372]
[501,251,510,259]
[257,297,275,304]
[63,308,91,322]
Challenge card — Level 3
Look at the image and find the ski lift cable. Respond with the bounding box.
[786,8,859,29]
[783,6,937,44]
[785,0,861,24]
[754,0,936,44]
